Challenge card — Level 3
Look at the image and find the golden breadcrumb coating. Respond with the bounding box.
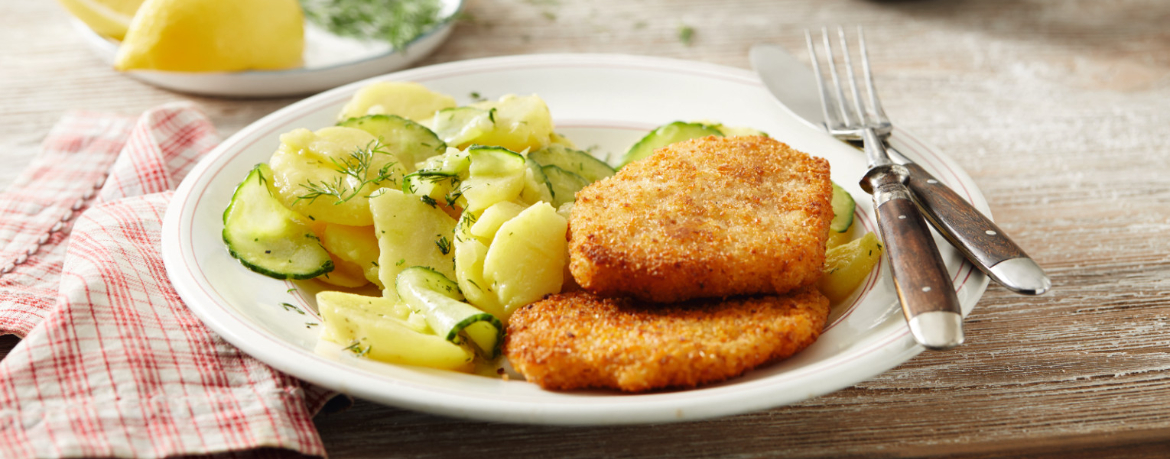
[569,136,833,303]
[505,286,830,392]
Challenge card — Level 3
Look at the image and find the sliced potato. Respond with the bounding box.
[459,146,528,213]
[471,95,554,152]
[549,132,576,147]
[321,224,382,288]
[431,107,496,148]
[469,200,526,243]
[826,218,854,250]
[482,202,568,319]
[317,253,371,288]
[819,232,884,303]
[338,81,457,123]
[454,233,504,318]
[432,95,555,152]
[317,291,474,371]
[370,189,458,301]
[269,126,406,226]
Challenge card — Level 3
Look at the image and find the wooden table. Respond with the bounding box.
[3,0,1170,457]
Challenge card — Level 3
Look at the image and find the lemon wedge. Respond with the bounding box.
[57,0,145,40]
[114,0,304,72]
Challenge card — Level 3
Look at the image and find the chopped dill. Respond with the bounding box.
[444,188,463,207]
[295,140,398,206]
[436,235,452,255]
[678,24,694,46]
[301,0,447,50]
[342,339,372,357]
[281,302,306,315]
[420,195,438,208]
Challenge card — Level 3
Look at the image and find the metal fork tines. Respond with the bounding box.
[807,26,965,350]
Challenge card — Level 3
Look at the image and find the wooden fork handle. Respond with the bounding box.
[898,160,1052,295]
[864,166,964,350]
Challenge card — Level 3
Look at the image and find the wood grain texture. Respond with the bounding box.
[870,181,963,324]
[3,0,1170,457]
[903,161,1029,268]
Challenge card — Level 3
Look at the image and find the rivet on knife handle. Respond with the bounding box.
[888,141,1052,295]
[864,166,964,350]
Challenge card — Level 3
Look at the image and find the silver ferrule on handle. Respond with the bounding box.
[885,137,1052,295]
[863,164,965,350]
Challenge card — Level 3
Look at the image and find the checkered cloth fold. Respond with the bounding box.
[0,104,334,458]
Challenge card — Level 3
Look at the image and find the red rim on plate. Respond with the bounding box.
[162,54,988,425]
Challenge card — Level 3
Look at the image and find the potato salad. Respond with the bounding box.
[221,81,881,374]
[222,82,618,371]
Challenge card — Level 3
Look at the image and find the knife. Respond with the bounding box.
[750,43,1051,296]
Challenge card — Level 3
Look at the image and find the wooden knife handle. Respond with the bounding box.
[900,161,1051,295]
[866,167,964,350]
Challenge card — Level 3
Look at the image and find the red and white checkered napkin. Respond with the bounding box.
[0,104,335,458]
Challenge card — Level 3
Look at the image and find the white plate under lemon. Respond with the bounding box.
[161,54,989,425]
[63,0,463,97]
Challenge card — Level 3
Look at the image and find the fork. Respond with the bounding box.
[808,26,964,350]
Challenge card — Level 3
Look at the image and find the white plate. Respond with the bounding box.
[162,54,989,425]
[71,0,463,97]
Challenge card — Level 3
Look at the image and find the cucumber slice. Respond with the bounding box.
[317,291,475,371]
[529,144,615,183]
[431,106,495,148]
[405,147,471,206]
[542,165,590,208]
[459,146,527,213]
[403,171,461,204]
[416,147,471,175]
[830,182,856,233]
[222,163,333,279]
[617,121,723,168]
[338,114,446,172]
[370,189,458,300]
[711,124,769,137]
[396,266,504,358]
[521,156,553,204]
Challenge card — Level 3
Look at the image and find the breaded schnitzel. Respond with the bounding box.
[569,136,834,303]
[505,286,830,392]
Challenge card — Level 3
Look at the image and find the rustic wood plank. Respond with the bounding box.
[2,0,1169,457]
